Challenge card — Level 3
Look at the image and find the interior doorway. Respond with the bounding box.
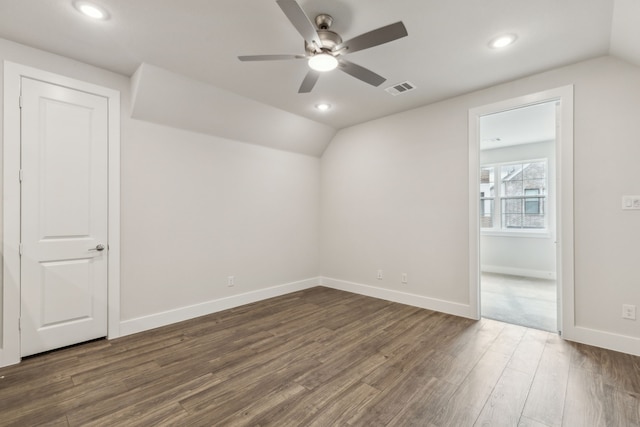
[19,77,110,357]
[478,101,558,332]
[469,87,575,337]
[2,62,121,367]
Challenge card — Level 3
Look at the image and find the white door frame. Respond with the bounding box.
[468,85,575,336]
[2,61,121,367]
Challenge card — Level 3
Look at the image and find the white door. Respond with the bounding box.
[20,77,109,357]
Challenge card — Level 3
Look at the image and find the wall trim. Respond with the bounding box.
[2,61,121,368]
[565,326,640,357]
[320,277,475,319]
[481,265,557,280]
[119,277,320,337]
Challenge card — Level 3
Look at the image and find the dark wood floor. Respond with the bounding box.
[1,287,639,426]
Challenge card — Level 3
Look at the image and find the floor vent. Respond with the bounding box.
[385,81,416,96]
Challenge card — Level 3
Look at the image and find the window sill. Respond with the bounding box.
[481,229,552,239]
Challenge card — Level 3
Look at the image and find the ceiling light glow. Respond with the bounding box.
[308,53,338,72]
[74,1,109,20]
[315,103,332,111]
[489,34,517,49]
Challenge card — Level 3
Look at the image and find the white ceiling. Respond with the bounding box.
[0,0,637,130]
[480,101,557,150]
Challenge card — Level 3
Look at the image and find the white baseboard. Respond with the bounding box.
[320,277,475,319]
[119,277,320,337]
[482,265,556,280]
[563,325,640,357]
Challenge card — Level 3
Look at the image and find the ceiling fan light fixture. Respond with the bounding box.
[489,34,517,49]
[73,1,109,20]
[308,53,338,72]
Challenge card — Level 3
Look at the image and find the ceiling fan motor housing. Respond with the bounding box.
[305,14,342,54]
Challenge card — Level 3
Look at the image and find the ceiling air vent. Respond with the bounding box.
[385,81,416,96]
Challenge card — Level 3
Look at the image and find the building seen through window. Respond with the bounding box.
[480,160,547,230]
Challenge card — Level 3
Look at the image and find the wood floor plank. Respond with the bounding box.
[518,415,553,427]
[569,340,640,395]
[179,358,319,424]
[474,367,534,426]
[305,381,380,426]
[0,286,638,427]
[521,335,571,427]
[67,373,216,426]
[385,377,458,427]
[562,366,640,427]
[216,382,309,426]
[430,349,512,426]
[507,328,548,375]
[245,353,388,425]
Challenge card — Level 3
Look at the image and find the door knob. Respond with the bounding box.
[89,244,105,252]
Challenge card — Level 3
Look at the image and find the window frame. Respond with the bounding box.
[480,158,549,237]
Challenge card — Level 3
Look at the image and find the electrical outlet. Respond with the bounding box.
[401,273,408,284]
[227,276,235,287]
[622,304,636,320]
[377,270,383,280]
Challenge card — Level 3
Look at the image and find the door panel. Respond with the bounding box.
[20,77,109,357]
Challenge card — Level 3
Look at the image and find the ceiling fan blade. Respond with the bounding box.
[299,70,320,93]
[238,54,306,61]
[276,0,322,47]
[335,22,408,54]
[338,59,386,87]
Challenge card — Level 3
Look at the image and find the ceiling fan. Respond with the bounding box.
[238,0,408,93]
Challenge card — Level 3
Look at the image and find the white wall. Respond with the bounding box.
[480,141,557,279]
[121,120,320,321]
[1,35,638,359]
[0,38,321,353]
[321,55,640,349]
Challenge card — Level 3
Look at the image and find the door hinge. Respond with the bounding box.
[18,96,22,109]
[19,243,23,256]
[19,169,23,182]
[18,318,22,331]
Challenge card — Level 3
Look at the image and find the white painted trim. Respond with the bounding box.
[468,85,574,337]
[107,84,121,340]
[320,277,475,319]
[119,278,320,337]
[568,326,640,357]
[481,265,556,280]
[2,62,22,367]
[1,61,121,367]
[469,109,481,320]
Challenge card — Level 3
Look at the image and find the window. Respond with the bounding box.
[524,189,541,214]
[480,160,547,231]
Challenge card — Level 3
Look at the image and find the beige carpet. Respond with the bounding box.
[481,272,557,332]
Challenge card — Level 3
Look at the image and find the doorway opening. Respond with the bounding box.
[479,101,557,331]
[2,62,121,368]
[469,86,575,337]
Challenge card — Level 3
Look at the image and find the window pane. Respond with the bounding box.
[525,199,539,214]
[480,167,495,196]
[480,167,495,228]
[504,181,523,196]
[525,179,545,194]
[502,197,545,229]
[523,161,546,179]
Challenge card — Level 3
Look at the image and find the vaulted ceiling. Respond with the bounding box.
[1,0,638,131]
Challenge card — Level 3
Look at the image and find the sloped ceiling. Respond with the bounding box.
[0,0,638,156]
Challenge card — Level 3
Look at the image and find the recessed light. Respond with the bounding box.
[489,34,517,49]
[73,1,109,20]
[315,103,332,111]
